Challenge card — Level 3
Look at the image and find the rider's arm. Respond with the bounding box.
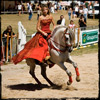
[51,15,55,30]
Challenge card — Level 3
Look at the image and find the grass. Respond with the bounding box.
[71,44,98,56]
[1,10,99,35]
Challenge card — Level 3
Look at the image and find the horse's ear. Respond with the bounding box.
[64,27,68,33]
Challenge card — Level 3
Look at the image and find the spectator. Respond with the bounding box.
[89,2,93,10]
[36,4,41,20]
[85,1,89,8]
[0,35,5,65]
[18,2,22,16]
[32,3,35,11]
[71,1,76,10]
[27,2,29,7]
[83,5,88,21]
[57,15,66,26]
[58,2,61,10]
[78,14,87,30]
[3,25,16,60]
[72,8,76,19]
[75,4,79,18]
[54,3,57,13]
[7,4,12,11]
[67,6,72,20]
[47,0,51,9]
[28,2,33,20]
[80,1,84,6]
[22,4,25,14]
[51,4,55,13]
[59,5,62,10]
[68,20,77,30]
[79,6,83,17]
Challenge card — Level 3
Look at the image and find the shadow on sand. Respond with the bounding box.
[7,83,63,91]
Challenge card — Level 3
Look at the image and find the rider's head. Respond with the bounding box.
[41,5,50,16]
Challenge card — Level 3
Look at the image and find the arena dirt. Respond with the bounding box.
[1,53,99,99]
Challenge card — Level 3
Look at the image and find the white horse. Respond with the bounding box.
[26,25,80,86]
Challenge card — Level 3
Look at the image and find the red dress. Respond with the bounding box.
[12,19,52,64]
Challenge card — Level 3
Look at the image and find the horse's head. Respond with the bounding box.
[51,25,75,53]
[64,28,75,52]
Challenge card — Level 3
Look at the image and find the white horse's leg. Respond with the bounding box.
[57,62,73,85]
[66,56,80,82]
[26,58,42,84]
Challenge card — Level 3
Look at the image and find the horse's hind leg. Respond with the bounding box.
[66,56,80,82]
[26,58,42,85]
[40,63,55,86]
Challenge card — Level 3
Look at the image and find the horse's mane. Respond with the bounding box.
[51,25,67,37]
[68,29,75,43]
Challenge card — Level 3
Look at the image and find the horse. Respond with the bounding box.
[26,25,80,86]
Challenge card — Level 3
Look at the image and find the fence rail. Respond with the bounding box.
[1,11,37,14]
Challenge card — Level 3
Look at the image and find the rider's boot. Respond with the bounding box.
[45,51,50,60]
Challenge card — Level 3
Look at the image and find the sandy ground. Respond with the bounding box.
[1,53,99,99]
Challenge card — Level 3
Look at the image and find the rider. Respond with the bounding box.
[12,5,55,64]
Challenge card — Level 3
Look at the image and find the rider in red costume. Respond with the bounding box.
[12,5,55,64]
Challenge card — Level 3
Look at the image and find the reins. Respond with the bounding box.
[48,39,67,53]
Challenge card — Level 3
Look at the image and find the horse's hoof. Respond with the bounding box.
[67,80,72,85]
[76,76,81,82]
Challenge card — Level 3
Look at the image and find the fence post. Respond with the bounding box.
[9,32,13,61]
[93,9,95,19]
[77,28,80,47]
[92,8,95,19]
[6,33,9,62]
[73,28,76,47]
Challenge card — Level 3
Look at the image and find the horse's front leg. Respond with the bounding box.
[57,62,73,85]
[66,56,80,82]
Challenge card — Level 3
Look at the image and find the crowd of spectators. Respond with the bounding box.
[4,1,99,20]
